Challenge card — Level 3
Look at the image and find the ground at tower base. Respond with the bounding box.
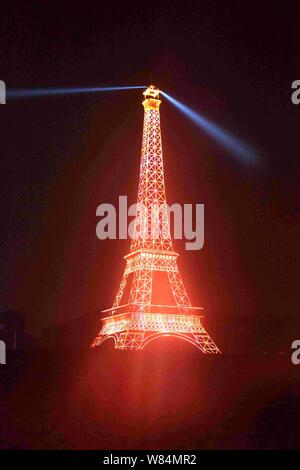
[1,337,299,450]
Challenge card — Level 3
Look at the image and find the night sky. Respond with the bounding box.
[1,0,299,350]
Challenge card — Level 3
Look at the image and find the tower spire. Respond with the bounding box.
[92,86,220,352]
[131,85,172,253]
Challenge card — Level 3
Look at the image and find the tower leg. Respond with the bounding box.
[192,332,220,353]
[112,270,129,313]
[168,264,191,313]
[129,268,152,312]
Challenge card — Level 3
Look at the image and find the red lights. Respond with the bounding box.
[92,86,220,352]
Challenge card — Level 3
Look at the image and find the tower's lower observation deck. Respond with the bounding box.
[92,309,219,352]
[100,310,204,336]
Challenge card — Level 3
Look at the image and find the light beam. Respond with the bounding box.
[7,85,146,99]
[161,90,259,167]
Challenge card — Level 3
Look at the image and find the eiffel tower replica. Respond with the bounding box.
[92,85,220,352]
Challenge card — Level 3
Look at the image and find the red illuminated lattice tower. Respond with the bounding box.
[92,86,220,352]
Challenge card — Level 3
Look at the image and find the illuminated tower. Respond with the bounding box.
[92,86,220,352]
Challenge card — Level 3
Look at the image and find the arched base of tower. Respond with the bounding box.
[92,331,220,353]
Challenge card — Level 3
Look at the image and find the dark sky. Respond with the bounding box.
[1,1,299,344]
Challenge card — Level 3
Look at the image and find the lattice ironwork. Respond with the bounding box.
[92,85,220,353]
